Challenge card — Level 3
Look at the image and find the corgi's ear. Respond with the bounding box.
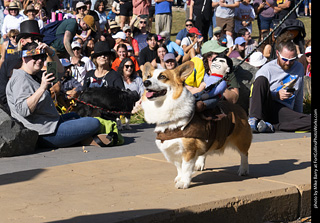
[174,61,194,82]
[142,62,154,81]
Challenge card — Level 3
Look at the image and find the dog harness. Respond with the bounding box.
[156,108,235,149]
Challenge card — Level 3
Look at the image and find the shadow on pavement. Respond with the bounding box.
[0,168,46,186]
[192,159,310,187]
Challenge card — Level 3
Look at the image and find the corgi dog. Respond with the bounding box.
[142,62,252,189]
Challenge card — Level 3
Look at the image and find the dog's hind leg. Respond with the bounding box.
[195,154,207,171]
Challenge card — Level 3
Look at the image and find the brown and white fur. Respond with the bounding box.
[141,62,252,189]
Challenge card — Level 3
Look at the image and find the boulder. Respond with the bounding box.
[232,58,259,114]
[0,105,38,157]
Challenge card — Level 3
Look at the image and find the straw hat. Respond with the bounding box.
[23,4,39,16]
[8,1,20,10]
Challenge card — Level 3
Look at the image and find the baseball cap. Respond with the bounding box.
[235,37,246,46]
[305,46,311,54]
[60,58,72,67]
[212,27,222,35]
[201,39,227,55]
[163,53,176,62]
[112,31,126,40]
[71,41,81,49]
[189,27,201,35]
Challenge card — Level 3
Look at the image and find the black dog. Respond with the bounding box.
[74,87,140,129]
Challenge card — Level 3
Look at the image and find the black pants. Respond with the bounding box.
[249,76,311,132]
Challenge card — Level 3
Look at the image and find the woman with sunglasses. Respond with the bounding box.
[0,29,19,68]
[6,42,105,148]
[118,57,144,98]
[229,37,246,61]
[1,1,24,40]
[83,41,125,90]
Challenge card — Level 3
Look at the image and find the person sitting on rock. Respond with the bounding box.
[194,54,233,120]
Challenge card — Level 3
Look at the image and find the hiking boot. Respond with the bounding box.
[257,120,275,133]
[248,117,259,133]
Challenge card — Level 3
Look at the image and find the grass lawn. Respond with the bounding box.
[151,10,311,42]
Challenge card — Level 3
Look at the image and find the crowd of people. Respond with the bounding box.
[0,0,312,149]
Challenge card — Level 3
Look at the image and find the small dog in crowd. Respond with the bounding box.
[142,62,252,189]
[74,87,140,130]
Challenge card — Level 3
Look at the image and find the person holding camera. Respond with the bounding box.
[6,42,103,148]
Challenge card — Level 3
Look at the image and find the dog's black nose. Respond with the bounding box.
[143,80,152,87]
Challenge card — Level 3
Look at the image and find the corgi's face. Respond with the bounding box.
[142,62,194,101]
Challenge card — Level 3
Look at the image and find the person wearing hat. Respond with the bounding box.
[229,37,246,60]
[6,41,110,148]
[1,1,24,40]
[70,41,96,85]
[82,41,125,90]
[58,58,85,108]
[180,27,203,61]
[23,4,44,29]
[163,53,177,70]
[249,51,267,68]
[123,24,139,57]
[50,15,96,64]
[212,26,234,56]
[0,19,56,113]
[75,2,92,42]
[298,44,311,77]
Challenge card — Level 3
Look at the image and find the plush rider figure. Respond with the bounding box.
[194,54,233,117]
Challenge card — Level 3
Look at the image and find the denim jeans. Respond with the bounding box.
[63,0,73,10]
[38,113,101,148]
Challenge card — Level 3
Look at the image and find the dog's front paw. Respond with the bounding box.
[175,179,191,189]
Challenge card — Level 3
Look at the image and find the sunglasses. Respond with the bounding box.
[140,21,147,24]
[278,51,297,62]
[9,35,16,39]
[73,47,81,51]
[30,54,47,61]
[125,64,134,69]
[305,53,311,57]
[186,24,193,27]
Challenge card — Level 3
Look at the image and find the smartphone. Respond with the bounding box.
[47,61,58,84]
[286,88,295,93]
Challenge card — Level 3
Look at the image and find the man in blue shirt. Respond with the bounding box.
[155,0,173,35]
[175,19,194,46]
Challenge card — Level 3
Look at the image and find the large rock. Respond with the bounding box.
[0,105,38,157]
[232,58,259,114]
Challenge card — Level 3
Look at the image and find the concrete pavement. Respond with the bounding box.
[0,124,311,223]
